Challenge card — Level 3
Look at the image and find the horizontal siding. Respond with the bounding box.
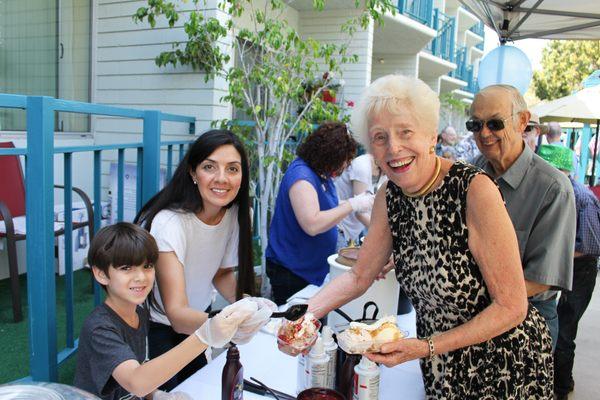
[94,1,232,207]
[299,8,373,105]
[371,54,417,81]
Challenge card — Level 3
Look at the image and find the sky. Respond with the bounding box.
[483,27,549,71]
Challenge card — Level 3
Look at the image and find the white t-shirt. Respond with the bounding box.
[334,154,385,242]
[149,205,239,325]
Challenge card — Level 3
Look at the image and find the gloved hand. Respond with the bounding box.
[348,192,375,213]
[232,297,277,345]
[195,298,258,348]
[152,390,193,400]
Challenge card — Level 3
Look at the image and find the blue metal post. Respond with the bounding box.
[137,148,143,213]
[26,96,57,382]
[578,124,591,183]
[93,150,102,305]
[431,8,440,55]
[167,145,173,180]
[142,111,162,205]
[117,149,125,222]
[64,153,75,348]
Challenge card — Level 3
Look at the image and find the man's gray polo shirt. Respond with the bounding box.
[474,144,575,300]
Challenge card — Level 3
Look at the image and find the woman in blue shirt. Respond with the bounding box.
[266,122,374,305]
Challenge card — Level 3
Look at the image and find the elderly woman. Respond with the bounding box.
[266,122,373,305]
[307,75,552,399]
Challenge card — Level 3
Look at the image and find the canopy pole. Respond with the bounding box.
[591,120,600,185]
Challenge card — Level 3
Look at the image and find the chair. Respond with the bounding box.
[0,142,95,322]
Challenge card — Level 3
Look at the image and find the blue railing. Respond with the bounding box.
[397,0,433,27]
[451,46,468,81]
[469,21,484,37]
[0,93,195,382]
[465,65,479,93]
[429,8,456,62]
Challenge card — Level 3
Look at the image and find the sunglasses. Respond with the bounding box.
[465,116,510,133]
[524,124,537,132]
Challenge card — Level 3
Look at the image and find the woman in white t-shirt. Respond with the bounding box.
[334,153,386,248]
[135,130,258,391]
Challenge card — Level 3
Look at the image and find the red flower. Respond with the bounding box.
[346,100,355,107]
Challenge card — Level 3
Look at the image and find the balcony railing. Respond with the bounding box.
[0,93,195,382]
[469,21,485,37]
[451,46,468,81]
[465,65,479,93]
[397,0,433,27]
[429,8,456,62]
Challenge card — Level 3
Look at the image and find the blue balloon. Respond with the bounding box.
[477,45,533,94]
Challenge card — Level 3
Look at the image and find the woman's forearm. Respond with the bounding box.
[301,201,353,236]
[213,268,237,303]
[429,299,527,356]
[308,269,370,319]
[167,306,208,335]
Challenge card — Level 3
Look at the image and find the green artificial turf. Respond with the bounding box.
[0,269,98,384]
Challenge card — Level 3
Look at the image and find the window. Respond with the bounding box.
[0,0,91,132]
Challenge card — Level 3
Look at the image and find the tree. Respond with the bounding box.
[532,40,600,101]
[134,0,396,292]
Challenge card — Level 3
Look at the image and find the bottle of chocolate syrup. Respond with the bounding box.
[338,353,361,400]
[222,345,243,400]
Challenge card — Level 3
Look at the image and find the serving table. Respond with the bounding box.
[174,311,425,399]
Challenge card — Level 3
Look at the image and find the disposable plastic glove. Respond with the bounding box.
[152,390,193,400]
[348,192,375,213]
[195,298,258,348]
[232,297,277,345]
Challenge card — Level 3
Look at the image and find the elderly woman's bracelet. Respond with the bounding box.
[420,336,436,361]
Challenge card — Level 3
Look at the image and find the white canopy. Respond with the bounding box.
[459,1,600,42]
[531,85,600,122]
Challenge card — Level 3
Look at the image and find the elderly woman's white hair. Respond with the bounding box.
[350,74,440,148]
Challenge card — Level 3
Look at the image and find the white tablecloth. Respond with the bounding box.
[174,311,425,399]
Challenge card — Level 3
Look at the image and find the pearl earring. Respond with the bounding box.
[193,179,197,185]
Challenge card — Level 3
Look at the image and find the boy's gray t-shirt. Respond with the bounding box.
[74,303,149,400]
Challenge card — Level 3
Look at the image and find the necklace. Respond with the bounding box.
[402,156,442,198]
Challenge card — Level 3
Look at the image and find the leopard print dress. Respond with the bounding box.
[386,162,553,399]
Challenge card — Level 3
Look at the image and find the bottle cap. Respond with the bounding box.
[322,326,334,345]
[309,337,324,357]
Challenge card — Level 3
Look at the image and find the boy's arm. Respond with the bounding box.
[113,335,207,397]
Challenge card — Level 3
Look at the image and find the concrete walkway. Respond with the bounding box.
[570,270,600,399]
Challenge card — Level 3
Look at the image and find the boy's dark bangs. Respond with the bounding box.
[105,231,159,268]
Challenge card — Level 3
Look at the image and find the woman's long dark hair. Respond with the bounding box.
[135,130,255,300]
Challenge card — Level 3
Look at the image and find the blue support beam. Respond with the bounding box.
[63,153,75,348]
[93,151,103,306]
[142,111,162,206]
[578,124,591,184]
[26,96,57,382]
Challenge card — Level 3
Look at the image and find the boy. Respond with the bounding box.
[74,223,272,399]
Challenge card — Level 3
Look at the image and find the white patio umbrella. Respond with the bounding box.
[531,85,600,182]
[532,85,600,123]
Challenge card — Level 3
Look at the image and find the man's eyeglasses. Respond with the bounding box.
[465,116,510,133]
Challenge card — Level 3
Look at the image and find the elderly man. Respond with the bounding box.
[522,112,546,152]
[470,84,576,348]
[547,122,579,178]
[435,125,458,160]
[547,121,563,145]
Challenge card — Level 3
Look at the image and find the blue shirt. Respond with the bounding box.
[266,158,338,285]
[570,177,600,256]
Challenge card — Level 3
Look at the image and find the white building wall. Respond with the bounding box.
[298,9,373,105]
[94,0,232,198]
[371,54,418,81]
